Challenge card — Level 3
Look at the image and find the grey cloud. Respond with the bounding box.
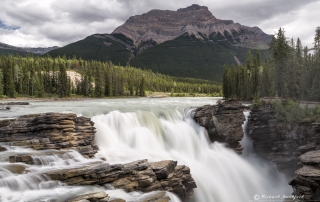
[50,0,132,24]
[5,3,53,26]
[209,0,319,26]
[0,0,318,48]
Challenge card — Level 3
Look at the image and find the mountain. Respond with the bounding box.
[113,4,270,50]
[48,4,271,82]
[0,42,59,56]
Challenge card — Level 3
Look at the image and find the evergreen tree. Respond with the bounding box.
[0,68,3,97]
[139,75,146,97]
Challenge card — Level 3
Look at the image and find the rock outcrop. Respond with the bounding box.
[248,104,320,200]
[45,159,196,201]
[248,105,316,176]
[193,100,246,153]
[289,123,320,201]
[113,4,271,49]
[0,113,97,158]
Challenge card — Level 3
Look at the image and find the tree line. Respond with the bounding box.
[0,55,222,98]
[223,27,320,101]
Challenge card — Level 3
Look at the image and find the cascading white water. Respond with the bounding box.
[92,109,292,202]
[0,98,292,202]
[240,111,292,198]
[0,142,181,202]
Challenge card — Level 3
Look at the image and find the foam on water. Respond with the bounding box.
[92,109,292,202]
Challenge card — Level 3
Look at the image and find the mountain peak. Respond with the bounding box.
[177,4,209,12]
[112,5,270,49]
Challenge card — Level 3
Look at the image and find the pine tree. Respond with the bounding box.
[139,75,146,97]
[0,68,3,97]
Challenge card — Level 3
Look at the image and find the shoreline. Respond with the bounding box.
[0,95,222,102]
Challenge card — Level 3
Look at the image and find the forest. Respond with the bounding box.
[223,27,320,101]
[0,55,221,98]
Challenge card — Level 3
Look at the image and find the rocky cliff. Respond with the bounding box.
[193,100,246,153]
[289,123,320,201]
[248,105,320,200]
[113,4,271,49]
[248,105,316,176]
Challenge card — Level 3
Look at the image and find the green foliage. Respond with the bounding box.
[0,68,3,97]
[284,100,304,122]
[0,55,222,98]
[0,48,33,57]
[223,27,320,102]
[273,99,320,122]
[47,35,131,66]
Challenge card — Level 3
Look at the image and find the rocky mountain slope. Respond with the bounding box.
[48,4,271,82]
[113,4,271,50]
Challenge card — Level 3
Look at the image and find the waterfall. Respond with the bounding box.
[0,97,293,202]
[92,109,292,202]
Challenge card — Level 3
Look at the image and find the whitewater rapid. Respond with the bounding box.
[92,109,292,202]
[0,98,292,202]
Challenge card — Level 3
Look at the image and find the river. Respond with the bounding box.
[0,97,292,202]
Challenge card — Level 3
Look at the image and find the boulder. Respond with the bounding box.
[193,100,246,153]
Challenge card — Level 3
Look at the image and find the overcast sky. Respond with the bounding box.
[0,0,319,48]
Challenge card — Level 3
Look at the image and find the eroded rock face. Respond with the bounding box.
[0,113,97,158]
[248,105,316,175]
[289,123,320,201]
[193,100,246,153]
[289,150,320,201]
[112,4,271,49]
[248,105,320,200]
[45,159,196,201]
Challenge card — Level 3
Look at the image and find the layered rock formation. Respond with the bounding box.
[0,113,97,158]
[193,100,246,153]
[248,105,316,176]
[248,104,320,200]
[46,159,195,201]
[113,4,271,49]
[289,123,320,201]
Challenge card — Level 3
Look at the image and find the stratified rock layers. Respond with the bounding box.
[46,159,196,201]
[248,105,316,175]
[193,100,246,153]
[113,4,271,49]
[248,105,320,201]
[0,113,97,157]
